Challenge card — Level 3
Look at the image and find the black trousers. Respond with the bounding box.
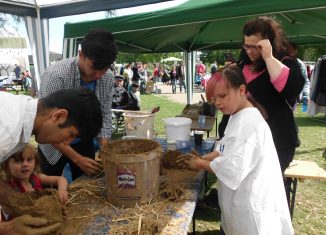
[278,148,296,209]
[39,139,95,181]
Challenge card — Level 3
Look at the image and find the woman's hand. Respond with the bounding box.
[257,39,273,61]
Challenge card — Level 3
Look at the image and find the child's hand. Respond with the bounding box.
[57,176,69,204]
[177,153,202,170]
[57,190,68,204]
[185,154,202,170]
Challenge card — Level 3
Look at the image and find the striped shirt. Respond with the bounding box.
[38,57,114,165]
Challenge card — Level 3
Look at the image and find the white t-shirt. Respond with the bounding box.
[0,92,37,163]
[210,107,293,235]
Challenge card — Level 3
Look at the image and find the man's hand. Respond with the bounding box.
[99,138,109,147]
[53,143,103,176]
[0,215,61,235]
[76,156,102,175]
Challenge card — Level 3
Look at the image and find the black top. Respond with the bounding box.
[245,57,304,150]
[219,58,304,152]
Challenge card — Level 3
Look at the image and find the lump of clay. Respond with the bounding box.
[4,188,65,224]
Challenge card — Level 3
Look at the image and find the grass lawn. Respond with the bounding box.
[138,93,326,235]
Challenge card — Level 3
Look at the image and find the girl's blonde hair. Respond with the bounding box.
[0,144,40,181]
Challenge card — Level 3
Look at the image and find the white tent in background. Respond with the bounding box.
[0,0,172,90]
[161,57,183,62]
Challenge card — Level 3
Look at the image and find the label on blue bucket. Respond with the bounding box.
[176,140,192,150]
[117,169,136,188]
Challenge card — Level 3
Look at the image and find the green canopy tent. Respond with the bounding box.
[64,0,326,54]
[63,0,326,103]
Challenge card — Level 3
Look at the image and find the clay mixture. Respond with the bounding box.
[5,188,65,225]
[6,145,201,235]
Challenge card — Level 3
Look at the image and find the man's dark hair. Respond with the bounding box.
[82,28,118,70]
[39,88,103,139]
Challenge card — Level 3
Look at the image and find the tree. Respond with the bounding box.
[200,49,240,67]
[300,44,326,62]
[0,13,23,37]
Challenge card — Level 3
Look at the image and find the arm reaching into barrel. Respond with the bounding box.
[177,151,219,172]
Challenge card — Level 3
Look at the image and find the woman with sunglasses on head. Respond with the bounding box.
[218,16,305,207]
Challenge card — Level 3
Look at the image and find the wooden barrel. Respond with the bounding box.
[100,139,162,208]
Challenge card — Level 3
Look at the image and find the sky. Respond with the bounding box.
[48,0,187,53]
[10,0,187,53]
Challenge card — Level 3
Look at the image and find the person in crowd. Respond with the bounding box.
[169,65,178,94]
[119,63,125,76]
[181,66,293,235]
[287,42,310,104]
[177,62,186,93]
[138,62,148,93]
[112,75,130,109]
[132,62,140,84]
[1,144,68,220]
[161,68,170,84]
[210,61,218,75]
[38,29,118,181]
[306,64,312,80]
[224,54,236,67]
[14,64,21,80]
[215,16,305,205]
[22,70,32,91]
[124,82,141,111]
[0,88,102,235]
[194,60,206,90]
[153,63,161,83]
[123,63,133,91]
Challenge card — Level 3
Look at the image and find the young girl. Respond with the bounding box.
[181,66,293,235]
[1,144,68,208]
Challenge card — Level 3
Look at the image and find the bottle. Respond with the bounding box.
[301,95,308,112]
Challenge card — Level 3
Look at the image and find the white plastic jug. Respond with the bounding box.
[124,112,155,139]
[163,117,192,143]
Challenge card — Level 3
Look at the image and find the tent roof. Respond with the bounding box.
[0,0,172,18]
[161,57,183,62]
[64,0,326,53]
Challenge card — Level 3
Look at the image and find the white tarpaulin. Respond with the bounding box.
[0,0,173,91]
[161,57,183,62]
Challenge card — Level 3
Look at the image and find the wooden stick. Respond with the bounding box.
[137,215,142,235]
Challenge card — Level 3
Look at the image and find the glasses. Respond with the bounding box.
[242,44,259,51]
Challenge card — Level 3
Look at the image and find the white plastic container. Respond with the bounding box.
[163,117,192,143]
[124,112,155,139]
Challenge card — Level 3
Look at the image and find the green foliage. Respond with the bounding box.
[116,52,183,66]
[0,13,23,37]
[200,49,241,67]
[300,44,326,62]
[199,45,326,66]
[140,94,184,136]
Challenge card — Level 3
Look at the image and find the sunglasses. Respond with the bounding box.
[242,44,259,51]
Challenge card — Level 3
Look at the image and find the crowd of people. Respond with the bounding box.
[0,15,313,235]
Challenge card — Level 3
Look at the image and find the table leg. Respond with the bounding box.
[204,171,208,192]
[215,116,218,137]
[289,178,298,219]
[193,213,196,234]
